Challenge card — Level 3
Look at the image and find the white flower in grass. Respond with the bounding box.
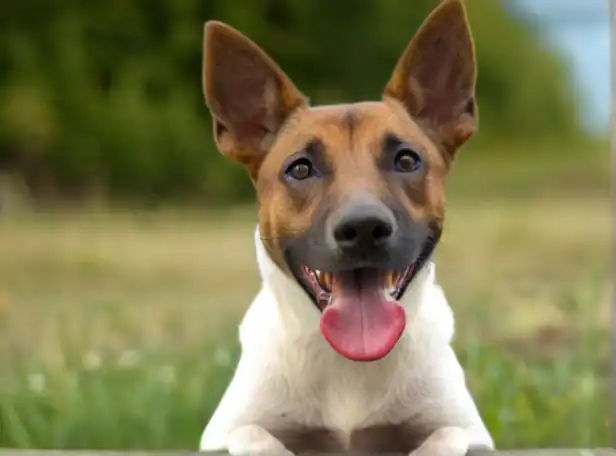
[28,373,46,394]
[118,349,140,368]
[214,346,231,366]
[157,364,176,385]
[83,351,102,370]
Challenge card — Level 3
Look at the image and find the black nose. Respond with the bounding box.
[332,204,395,250]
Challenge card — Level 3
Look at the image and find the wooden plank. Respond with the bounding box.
[0,449,615,456]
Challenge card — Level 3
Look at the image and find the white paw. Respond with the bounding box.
[410,426,469,456]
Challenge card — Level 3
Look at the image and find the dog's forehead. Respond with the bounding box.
[268,101,438,166]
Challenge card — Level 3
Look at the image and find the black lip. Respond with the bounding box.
[394,233,438,299]
[287,234,439,311]
[292,263,323,309]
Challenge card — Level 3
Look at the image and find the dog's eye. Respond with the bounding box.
[286,158,314,181]
[394,148,422,173]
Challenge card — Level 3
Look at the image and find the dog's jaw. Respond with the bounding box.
[253,225,437,340]
[291,233,439,313]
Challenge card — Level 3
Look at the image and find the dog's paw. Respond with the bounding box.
[227,424,295,456]
[409,426,469,456]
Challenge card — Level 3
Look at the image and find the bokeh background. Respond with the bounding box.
[0,0,610,450]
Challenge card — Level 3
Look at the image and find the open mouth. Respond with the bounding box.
[300,235,436,312]
[302,265,416,311]
[294,237,436,363]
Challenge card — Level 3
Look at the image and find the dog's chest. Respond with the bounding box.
[274,337,414,432]
[258,338,430,453]
[306,365,382,429]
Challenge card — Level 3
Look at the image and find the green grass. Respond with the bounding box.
[0,147,611,450]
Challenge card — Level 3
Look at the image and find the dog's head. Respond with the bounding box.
[202,0,477,362]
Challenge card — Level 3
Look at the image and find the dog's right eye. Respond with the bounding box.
[285,158,315,181]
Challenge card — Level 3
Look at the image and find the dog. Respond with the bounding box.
[198,0,494,454]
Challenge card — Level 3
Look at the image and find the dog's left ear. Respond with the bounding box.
[383,0,477,158]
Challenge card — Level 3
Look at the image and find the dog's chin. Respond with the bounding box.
[287,237,437,363]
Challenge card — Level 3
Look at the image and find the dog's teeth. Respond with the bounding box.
[322,273,332,291]
[386,271,396,289]
[313,270,330,291]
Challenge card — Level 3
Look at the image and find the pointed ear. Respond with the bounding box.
[202,21,308,179]
[383,0,477,158]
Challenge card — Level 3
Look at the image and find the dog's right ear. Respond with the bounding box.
[203,21,308,179]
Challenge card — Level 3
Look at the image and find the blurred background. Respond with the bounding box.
[0,0,610,450]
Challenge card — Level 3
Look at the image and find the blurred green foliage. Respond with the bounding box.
[0,0,583,202]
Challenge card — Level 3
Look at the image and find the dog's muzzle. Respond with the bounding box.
[284,198,439,363]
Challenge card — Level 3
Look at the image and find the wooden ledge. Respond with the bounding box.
[0,449,614,456]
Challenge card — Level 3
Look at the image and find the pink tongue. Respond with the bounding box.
[319,270,406,362]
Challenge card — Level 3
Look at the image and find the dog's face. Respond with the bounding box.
[203,0,477,362]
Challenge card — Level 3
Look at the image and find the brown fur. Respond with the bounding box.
[202,0,477,274]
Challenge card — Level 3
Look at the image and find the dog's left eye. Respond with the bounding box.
[285,157,315,181]
[393,148,422,173]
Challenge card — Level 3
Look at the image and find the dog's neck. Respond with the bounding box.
[253,225,438,338]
